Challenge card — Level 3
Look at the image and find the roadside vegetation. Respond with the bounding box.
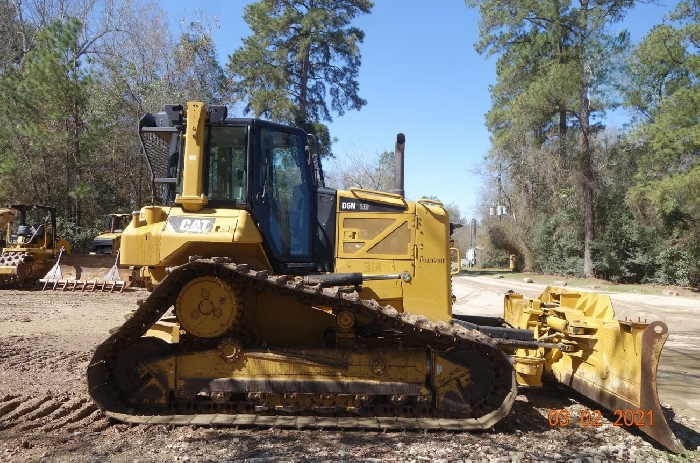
[464,0,699,288]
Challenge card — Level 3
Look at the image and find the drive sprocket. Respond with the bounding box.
[175,276,243,338]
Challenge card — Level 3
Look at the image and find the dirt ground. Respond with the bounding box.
[0,275,698,462]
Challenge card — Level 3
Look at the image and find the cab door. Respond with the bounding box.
[251,122,313,272]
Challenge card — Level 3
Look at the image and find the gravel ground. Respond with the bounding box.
[0,278,698,462]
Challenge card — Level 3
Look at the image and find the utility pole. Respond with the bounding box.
[489,162,507,221]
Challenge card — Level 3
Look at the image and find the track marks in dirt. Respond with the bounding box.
[0,393,107,433]
[0,334,90,407]
[0,394,53,425]
[0,334,109,434]
[0,394,23,415]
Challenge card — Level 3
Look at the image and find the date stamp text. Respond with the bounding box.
[547,409,653,427]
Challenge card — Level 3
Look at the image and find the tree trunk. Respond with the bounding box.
[579,0,594,278]
[557,36,567,158]
[580,125,595,278]
[298,40,312,121]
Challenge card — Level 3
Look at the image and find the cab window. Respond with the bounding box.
[207,126,247,201]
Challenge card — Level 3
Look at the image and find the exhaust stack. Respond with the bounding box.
[392,133,405,198]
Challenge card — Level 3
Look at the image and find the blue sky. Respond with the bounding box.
[160,0,672,220]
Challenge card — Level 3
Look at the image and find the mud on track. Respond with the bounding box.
[0,284,699,462]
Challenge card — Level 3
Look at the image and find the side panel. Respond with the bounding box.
[334,191,453,323]
[120,206,271,280]
[403,201,453,323]
[335,191,413,312]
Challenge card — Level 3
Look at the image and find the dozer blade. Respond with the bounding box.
[39,248,126,292]
[504,287,685,453]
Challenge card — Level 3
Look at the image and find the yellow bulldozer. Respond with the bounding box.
[92,213,131,255]
[87,102,683,453]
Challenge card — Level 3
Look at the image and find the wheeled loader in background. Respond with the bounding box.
[86,102,684,453]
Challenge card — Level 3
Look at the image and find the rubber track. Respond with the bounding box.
[88,258,517,430]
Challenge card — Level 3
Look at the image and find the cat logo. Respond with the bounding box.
[167,217,214,234]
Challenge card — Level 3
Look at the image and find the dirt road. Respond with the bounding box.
[0,277,698,462]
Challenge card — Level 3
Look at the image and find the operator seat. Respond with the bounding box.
[16,225,31,238]
[26,224,45,245]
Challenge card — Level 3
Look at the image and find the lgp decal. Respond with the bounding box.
[340,200,369,211]
[167,216,214,234]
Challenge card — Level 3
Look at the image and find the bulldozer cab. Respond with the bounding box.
[139,104,323,274]
[104,213,130,233]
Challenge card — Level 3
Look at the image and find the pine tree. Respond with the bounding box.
[624,0,699,286]
[0,18,99,229]
[228,0,373,156]
[467,0,633,277]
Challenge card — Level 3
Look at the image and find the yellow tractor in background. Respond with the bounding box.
[0,204,72,288]
[81,213,150,290]
[86,102,684,453]
[92,213,131,255]
[0,204,128,290]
